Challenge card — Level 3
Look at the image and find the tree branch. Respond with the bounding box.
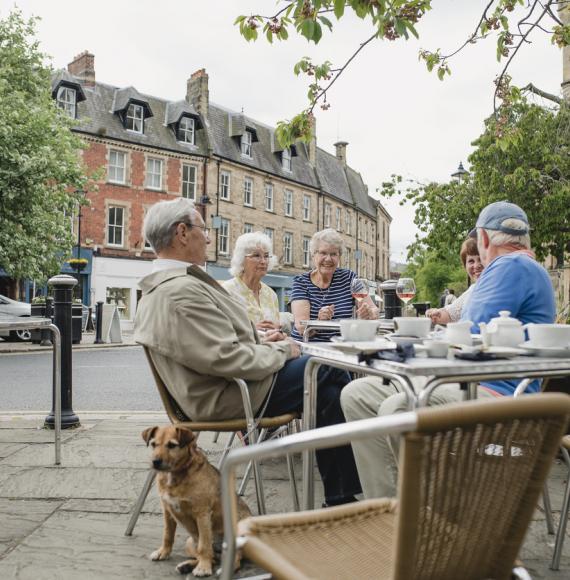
[521,82,562,103]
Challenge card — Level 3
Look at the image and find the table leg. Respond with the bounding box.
[302,358,321,510]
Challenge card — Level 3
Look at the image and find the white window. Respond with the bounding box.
[302,236,310,267]
[126,103,144,133]
[219,218,230,255]
[182,164,197,200]
[303,195,311,221]
[146,157,163,190]
[346,209,351,235]
[324,203,331,228]
[244,177,253,206]
[241,131,252,157]
[107,206,124,247]
[336,207,342,231]
[108,150,126,184]
[220,171,231,200]
[178,116,195,144]
[264,228,274,242]
[284,189,293,217]
[283,232,293,265]
[243,223,254,234]
[57,86,76,118]
[265,183,274,211]
[365,221,369,243]
[282,148,292,171]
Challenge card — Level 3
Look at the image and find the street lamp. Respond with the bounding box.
[451,161,469,183]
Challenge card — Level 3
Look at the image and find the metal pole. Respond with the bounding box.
[39,297,53,347]
[94,300,104,344]
[44,274,80,429]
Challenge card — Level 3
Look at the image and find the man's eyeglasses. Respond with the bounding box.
[246,252,273,261]
[177,221,210,236]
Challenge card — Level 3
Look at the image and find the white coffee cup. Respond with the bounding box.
[393,317,431,338]
[525,323,570,348]
[424,340,450,358]
[445,320,473,346]
[340,319,379,342]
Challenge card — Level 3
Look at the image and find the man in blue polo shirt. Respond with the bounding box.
[462,201,556,396]
[340,201,556,499]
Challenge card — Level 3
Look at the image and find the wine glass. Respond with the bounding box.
[396,278,416,316]
[351,278,368,318]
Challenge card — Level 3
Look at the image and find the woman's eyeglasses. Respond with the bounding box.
[315,251,339,259]
[246,252,273,261]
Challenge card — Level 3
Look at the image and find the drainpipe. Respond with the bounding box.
[215,159,220,263]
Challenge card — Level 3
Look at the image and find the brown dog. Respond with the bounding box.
[142,425,251,577]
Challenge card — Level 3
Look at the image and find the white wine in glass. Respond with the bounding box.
[396,278,416,315]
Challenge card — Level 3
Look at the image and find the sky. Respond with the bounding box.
[3,0,563,262]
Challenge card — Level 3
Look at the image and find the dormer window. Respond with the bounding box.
[177,116,195,144]
[57,86,77,118]
[126,103,144,133]
[282,148,292,171]
[241,131,253,157]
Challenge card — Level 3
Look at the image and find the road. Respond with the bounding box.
[0,347,163,411]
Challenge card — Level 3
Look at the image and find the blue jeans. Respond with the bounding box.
[264,355,362,503]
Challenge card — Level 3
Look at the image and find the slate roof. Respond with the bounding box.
[59,70,383,216]
[51,69,86,102]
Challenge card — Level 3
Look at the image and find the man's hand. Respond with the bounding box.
[285,337,301,359]
[256,320,281,331]
[317,304,335,320]
[263,329,287,342]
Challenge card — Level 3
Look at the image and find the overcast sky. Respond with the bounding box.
[4,0,562,262]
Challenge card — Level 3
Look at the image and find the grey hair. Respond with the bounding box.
[144,198,197,253]
[480,220,531,250]
[309,228,344,255]
[229,232,278,276]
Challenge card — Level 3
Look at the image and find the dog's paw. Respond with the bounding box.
[176,558,198,575]
[150,547,171,561]
[192,562,213,577]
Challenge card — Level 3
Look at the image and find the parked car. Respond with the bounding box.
[0,294,32,342]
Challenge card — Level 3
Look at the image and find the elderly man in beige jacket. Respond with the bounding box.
[134,198,361,507]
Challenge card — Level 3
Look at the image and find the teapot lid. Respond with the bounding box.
[489,310,522,327]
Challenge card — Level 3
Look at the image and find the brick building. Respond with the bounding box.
[51,52,391,328]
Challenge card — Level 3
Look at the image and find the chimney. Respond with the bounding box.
[186,68,209,116]
[561,3,570,101]
[68,51,95,87]
[334,141,348,166]
[308,114,317,166]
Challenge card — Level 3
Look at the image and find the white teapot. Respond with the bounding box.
[479,311,525,348]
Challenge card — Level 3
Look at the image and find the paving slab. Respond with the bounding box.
[0,443,27,459]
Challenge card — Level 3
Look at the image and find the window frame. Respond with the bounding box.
[282,148,292,171]
[283,232,293,265]
[56,86,77,118]
[220,171,231,200]
[126,103,144,133]
[243,223,254,234]
[324,203,331,228]
[264,227,274,243]
[108,149,127,184]
[182,163,197,200]
[264,183,274,212]
[284,189,293,217]
[303,194,311,221]
[146,157,163,191]
[336,207,342,231]
[107,205,125,248]
[177,116,195,145]
[302,236,311,268]
[243,177,253,207]
[219,218,230,255]
[241,131,252,157]
[345,209,351,235]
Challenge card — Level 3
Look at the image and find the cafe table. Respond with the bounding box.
[300,318,394,342]
[0,316,62,464]
[299,340,570,510]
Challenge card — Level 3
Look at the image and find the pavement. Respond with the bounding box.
[0,334,569,578]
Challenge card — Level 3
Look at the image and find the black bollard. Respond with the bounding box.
[94,301,104,344]
[39,297,53,346]
[44,275,80,429]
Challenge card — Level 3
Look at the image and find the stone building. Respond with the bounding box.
[51,52,391,328]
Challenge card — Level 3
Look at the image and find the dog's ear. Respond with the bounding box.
[176,427,196,448]
[142,426,158,446]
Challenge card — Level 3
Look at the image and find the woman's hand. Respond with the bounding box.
[357,302,379,320]
[426,308,451,325]
[262,329,287,342]
[256,320,281,331]
[317,304,335,320]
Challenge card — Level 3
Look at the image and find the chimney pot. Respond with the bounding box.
[186,68,209,116]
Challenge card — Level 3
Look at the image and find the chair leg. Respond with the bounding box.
[217,432,236,469]
[286,451,300,512]
[551,447,570,570]
[543,483,555,535]
[247,427,266,515]
[125,468,157,536]
[238,428,267,497]
[212,431,220,443]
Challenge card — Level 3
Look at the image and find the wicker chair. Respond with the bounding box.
[551,434,570,570]
[124,347,298,536]
[219,393,570,580]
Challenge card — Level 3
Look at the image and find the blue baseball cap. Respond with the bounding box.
[469,201,529,238]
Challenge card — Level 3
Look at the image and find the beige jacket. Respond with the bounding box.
[134,265,292,421]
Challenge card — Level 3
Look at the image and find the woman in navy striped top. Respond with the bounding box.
[290,229,379,342]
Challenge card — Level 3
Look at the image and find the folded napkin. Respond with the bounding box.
[358,342,416,365]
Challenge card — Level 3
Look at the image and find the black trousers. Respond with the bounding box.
[264,355,362,502]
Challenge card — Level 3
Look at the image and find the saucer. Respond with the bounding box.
[329,336,395,354]
[387,333,425,345]
[518,342,570,358]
